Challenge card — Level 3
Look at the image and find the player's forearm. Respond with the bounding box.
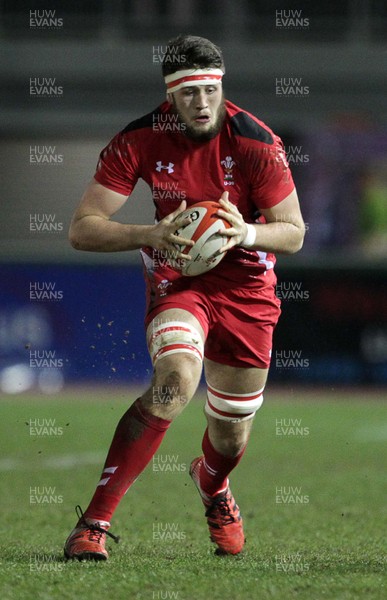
[69,215,154,252]
[249,221,305,254]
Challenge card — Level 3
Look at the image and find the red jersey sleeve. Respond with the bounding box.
[249,135,295,210]
[94,131,140,196]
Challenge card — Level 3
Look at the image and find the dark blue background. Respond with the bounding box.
[0,263,386,387]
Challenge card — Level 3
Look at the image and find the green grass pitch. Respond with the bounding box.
[0,387,385,600]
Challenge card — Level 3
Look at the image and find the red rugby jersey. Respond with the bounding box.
[94,99,295,288]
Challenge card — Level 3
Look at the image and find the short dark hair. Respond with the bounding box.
[161,34,225,77]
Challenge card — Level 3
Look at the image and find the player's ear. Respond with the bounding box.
[166,92,173,105]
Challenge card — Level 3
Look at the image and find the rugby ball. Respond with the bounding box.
[173,201,231,276]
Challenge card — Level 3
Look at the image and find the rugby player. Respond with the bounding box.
[64,34,305,560]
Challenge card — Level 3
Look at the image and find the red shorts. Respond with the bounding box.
[144,273,281,369]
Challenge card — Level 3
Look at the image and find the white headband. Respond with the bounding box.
[164,68,224,94]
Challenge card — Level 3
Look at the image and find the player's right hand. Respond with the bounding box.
[147,201,194,260]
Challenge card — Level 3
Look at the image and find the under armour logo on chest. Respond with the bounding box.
[156,161,174,173]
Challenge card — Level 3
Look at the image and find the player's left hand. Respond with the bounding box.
[217,192,248,253]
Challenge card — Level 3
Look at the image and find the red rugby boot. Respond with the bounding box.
[64,506,120,561]
[190,456,245,555]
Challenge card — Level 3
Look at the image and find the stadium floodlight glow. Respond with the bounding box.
[0,364,35,394]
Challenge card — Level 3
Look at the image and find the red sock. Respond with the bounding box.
[84,399,171,523]
[199,428,246,497]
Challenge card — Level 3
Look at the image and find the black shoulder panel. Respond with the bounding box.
[231,112,274,145]
[121,107,162,133]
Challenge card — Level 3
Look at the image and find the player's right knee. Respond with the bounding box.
[147,320,204,366]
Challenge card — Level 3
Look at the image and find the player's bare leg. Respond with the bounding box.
[190,359,268,555]
[65,309,205,560]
